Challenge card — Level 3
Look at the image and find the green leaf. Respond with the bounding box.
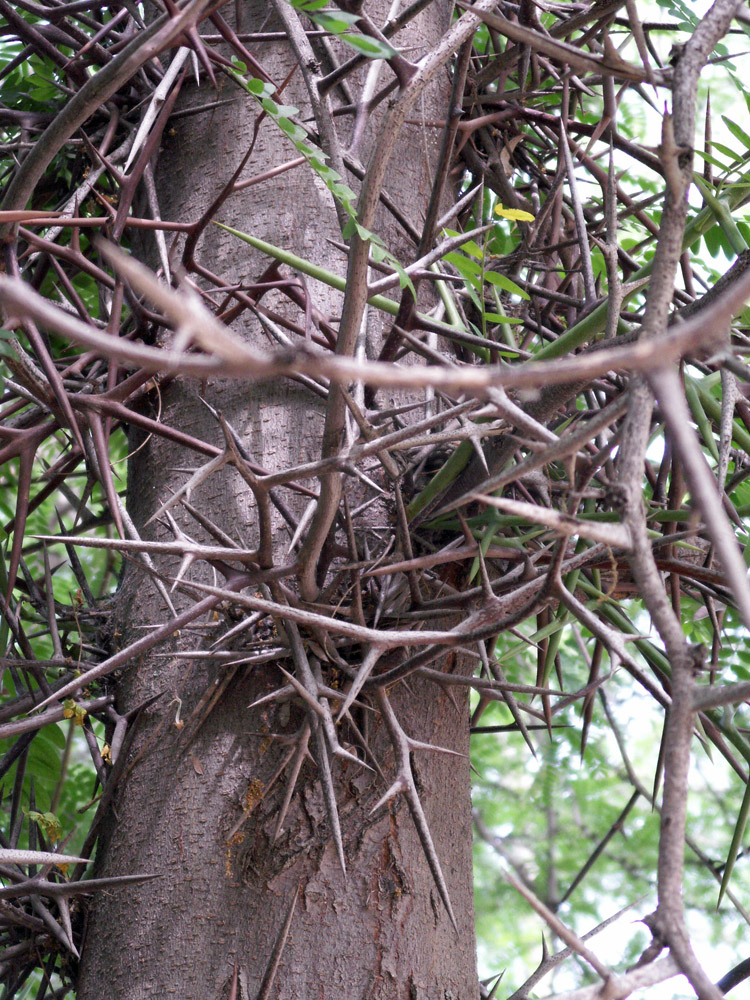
[277,117,306,140]
[331,181,357,203]
[312,11,360,32]
[393,259,416,298]
[684,377,720,461]
[455,239,484,260]
[483,270,529,299]
[272,103,299,118]
[483,312,522,324]
[693,149,731,172]
[718,775,750,907]
[247,77,273,97]
[704,225,723,258]
[711,140,749,164]
[444,251,482,275]
[338,34,397,58]
[722,115,750,152]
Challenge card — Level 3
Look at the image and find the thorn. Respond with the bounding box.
[172,552,196,590]
[248,685,295,710]
[228,959,238,1000]
[333,740,374,771]
[441,684,462,715]
[311,718,347,875]
[283,621,346,874]
[272,723,311,842]
[336,645,383,721]
[456,511,475,548]
[459,415,488,473]
[164,509,190,543]
[256,884,299,1000]
[374,689,458,931]
[277,667,326,719]
[56,894,78,957]
[406,738,466,759]
[145,452,229,526]
[370,776,407,815]
[475,545,495,603]
[540,933,549,961]
[487,971,505,999]
[0,848,91,867]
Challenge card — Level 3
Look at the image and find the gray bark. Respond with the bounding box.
[77,3,478,998]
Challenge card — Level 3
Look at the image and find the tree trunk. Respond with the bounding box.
[77,4,478,998]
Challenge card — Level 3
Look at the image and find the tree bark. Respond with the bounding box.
[77,4,478,998]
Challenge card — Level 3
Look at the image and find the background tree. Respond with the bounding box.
[1,1,750,999]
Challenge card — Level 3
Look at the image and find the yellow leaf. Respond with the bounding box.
[27,810,62,841]
[494,204,535,222]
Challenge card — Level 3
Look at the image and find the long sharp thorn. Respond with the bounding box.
[476,544,494,603]
[22,872,172,898]
[488,971,505,999]
[164,509,190,542]
[481,641,536,758]
[56,894,78,958]
[256,884,300,1000]
[172,553,195,590]
[460,415,488,473]
[248,684,295,710]
[333,743,374,771]
[273,722,311,842]
[311,719,346,875]
[336,645,383,722]
[308,659,373,771]
[318,698,373,770]
[88,412,124,537]
[407,738,466,758]
[287,498,316,554]
[369,777,407,815]
[345,715,386,781]
[403,779,458,932]
[0,849,91,867]
[55,509,96,606]
[145,452,228,526]
[31,895,75,953]
[376,689,457,931]
[5,444,35,605]
[283,621,346,873]
[277,666,326,719]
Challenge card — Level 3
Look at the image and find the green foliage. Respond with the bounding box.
[472,623,749,991]
[287,2,397,59]
[230,62,415,294]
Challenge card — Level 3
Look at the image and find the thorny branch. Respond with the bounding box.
[0,0,750,995]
